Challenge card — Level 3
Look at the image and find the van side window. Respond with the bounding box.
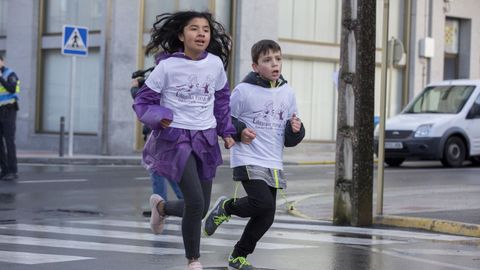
[468,95,480,118]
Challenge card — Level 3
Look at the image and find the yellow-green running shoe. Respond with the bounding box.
[228,255,257,270]
[204,196,230,236]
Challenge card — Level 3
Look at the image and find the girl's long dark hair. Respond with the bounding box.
[145,11,231,69]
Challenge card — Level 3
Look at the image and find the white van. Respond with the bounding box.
[374,79,480,167]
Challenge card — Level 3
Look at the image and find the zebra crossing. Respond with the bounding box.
[0,214,477,266]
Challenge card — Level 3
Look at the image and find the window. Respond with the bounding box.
[39,0,102,134]
[44,0,102,33]
[468,95,480,119]
[279,0,339,43]
[0,0,7,37]
[41,49,100,133]
[444,18,460,80]
[405,86,475,114]
[142,0,231,68]
[143,0,216,33]
[283,58,338,140]
[143,0,177,33]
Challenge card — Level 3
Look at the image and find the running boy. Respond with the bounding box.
[204,39,305,270]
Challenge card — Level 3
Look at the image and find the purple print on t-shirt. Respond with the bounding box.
[175,74,215,105]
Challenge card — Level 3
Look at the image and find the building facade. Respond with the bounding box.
[0,0,479,155]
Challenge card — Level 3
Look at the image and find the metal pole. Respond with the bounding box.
[59,116,65,157]
[68,56,76,157]
[387,38,394,118]
[376,0,390,216]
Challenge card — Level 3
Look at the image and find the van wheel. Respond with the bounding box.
[441,136,466,167]
[385,158,404,167]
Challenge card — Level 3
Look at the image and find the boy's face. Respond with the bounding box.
[252,49,282,82]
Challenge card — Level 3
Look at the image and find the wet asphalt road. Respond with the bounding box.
[0,163,479,270]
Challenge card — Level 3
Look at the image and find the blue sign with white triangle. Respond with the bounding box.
[62,25,89,56]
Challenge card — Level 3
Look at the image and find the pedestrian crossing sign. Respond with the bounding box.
[62,25,88,56]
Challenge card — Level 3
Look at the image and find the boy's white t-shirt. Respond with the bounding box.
[144,53,227,130]
[230,82,298,170]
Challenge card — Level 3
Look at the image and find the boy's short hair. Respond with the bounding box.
[251,39,281,64]
[0,55,3,61]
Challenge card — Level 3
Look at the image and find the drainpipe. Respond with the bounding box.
[101,0,113,155]
[402,0,412,106]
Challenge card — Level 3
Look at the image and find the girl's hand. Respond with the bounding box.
[131,79,140,88]
[160,119,172,128]
[290,113,302,133]
[241,128,256,144]
[223,136,235,149]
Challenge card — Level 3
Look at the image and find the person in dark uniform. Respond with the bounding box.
[0,55,20,181]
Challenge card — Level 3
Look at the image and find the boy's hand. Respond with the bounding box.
[241,128,256,144]
[223,136,235,149]
[160,119,172,128]
[290,113,302,133]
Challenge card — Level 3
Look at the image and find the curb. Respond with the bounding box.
[293,161,336,165]
[287,195,480,238]
[18,156,337,166]
[374,215,480,238]
[17,157,142,166]
[286,193,332,221]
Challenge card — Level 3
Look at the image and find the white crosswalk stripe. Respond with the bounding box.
[0,216,477,266]
[0,223,315,249]
[69,218,404,245]
[71,216,475,242]
[0,216,315,265]
[0,250,93,265]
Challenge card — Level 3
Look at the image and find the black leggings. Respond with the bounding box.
[224,180,277,257]
[164,154,212,259]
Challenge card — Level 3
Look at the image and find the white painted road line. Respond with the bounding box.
[71,219,403,245]
[0,235,186,256]
[134,177,150,180]
[70,218,476,242]
[0,250,93,265]
[368,247,480,270]
[0,224,314,250]
[17,179,88,184]
[391,248,480,257]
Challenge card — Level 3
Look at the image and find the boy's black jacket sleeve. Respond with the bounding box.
[284,120,305,147]
[231,116,247,142]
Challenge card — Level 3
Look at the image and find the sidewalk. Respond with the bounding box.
[16,142,480,238]
[17,142,337,166]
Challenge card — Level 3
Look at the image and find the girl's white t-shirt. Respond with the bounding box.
[230,83,298,170]
[145,53,227,130]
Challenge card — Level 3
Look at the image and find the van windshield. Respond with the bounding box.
[404,85,475,114]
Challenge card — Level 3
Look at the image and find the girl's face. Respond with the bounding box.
[179,17,211,60]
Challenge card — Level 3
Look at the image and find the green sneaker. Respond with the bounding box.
[204,196,230,236]
[228,255,256,270]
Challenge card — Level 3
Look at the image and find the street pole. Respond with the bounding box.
[376,0,390,216]
[334,0,376,226]
[68,56,76,157]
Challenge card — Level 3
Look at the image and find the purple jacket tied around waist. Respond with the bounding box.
[132,53,235,183]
